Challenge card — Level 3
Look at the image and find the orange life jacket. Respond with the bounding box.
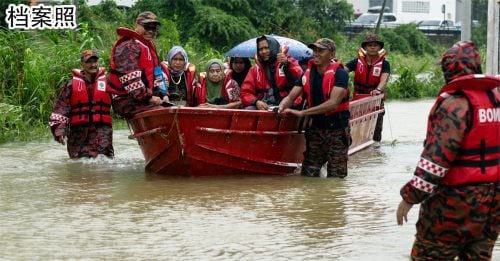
[353,48,386,94]
[302,60,349,116]
[69,68,112,126]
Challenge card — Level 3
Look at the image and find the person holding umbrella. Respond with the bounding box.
[278,38,350,178]
[240,35,303,110]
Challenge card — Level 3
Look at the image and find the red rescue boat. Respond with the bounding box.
[128,94,384,176]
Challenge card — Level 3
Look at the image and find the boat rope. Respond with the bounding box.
[126,120,133,135]
[160,106,181,143]
[385,102,395,145]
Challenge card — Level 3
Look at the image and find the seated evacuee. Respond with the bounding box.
[226,57,251,87]
[49,50,114,159]
[240,35,303,110]
[160,46,201,106]
[198,59,241,109]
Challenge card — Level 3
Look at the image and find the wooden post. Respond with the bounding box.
[461,0,472,41]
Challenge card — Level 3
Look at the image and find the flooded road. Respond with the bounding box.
[1,100,498,260]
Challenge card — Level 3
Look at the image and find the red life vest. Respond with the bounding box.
[430,74,499,185]
[302,60,349,116]
[69,68,112,126]
[199,72,237,103]
[107,27,159,95]
[160,61,200,106]
[246,50,301,104]
[353,48,386,94]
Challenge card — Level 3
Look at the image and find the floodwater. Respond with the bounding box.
[1,100,498,260]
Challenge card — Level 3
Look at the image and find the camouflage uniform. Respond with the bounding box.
[302,125,351,178]
[111,39,162,119]
[399,41,498,260]
[50,77,114,158]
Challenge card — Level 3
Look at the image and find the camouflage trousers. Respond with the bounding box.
[67,124,114,158]
[410,183,499,260]
[301,126,350,178]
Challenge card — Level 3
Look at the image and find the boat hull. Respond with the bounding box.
[129,95,384,176]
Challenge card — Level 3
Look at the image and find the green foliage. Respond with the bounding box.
[387,64,443,100]
[188,5,257,50]
[378,29,410,54]
[378,25,436,55]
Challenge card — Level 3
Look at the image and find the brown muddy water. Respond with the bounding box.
[1,100,498,260]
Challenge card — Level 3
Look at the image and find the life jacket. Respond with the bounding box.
[69,68,112,126]
[430,74,499,185]
[107,27,159,95]
[302,60,349,116]
[199,72,237,103]
[160,61,200,106]
[353,48,386,94]
[254,46,302,105]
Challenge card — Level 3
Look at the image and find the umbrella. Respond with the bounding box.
[225,35,313,60]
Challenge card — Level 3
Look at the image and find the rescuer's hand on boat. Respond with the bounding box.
[149,96,162,105]
[283,108,304,117]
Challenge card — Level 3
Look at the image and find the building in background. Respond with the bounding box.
[346,0,462,24]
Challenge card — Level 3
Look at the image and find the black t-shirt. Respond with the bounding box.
[296,66,350,129]
[345,58,391,74]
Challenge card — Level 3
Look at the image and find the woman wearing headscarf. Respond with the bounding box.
[240,35,303,110]
[227,57,251,87]
[160,46,201,106]
[198,59,241,109]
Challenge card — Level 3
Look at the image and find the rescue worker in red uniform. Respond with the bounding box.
[198,59,241,109]
[240,35,303,110]
[160,46,200,106]
[107,11,166,119]
[278,38,350,178]
[345,33,390,142]
[396,41,499,260]
[49,50,114,158]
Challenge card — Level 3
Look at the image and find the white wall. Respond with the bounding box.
[348,0,458,24]
[394,0,456,23]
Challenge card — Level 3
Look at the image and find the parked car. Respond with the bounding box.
[416,20,457,30]
[455,20,480,30]
[349,12,399,28]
